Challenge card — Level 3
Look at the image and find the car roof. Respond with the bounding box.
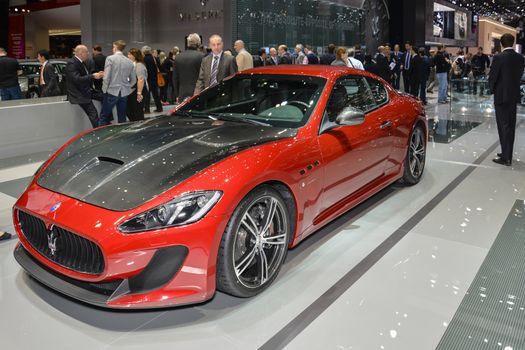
[239,65,380,82]
[18,59,68,64]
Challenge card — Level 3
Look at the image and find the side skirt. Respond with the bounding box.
[294,171,402,245]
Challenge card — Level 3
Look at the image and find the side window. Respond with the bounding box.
[341,76,375,112]
[366,77,389,107]
[21,65,39,75]
[320,76,375,133]
[324,76,374,123]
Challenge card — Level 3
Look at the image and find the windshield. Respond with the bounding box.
[20,64,40,75]
[178,74,326,128]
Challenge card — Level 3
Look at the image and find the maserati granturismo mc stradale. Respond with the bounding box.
[13,65,426,308]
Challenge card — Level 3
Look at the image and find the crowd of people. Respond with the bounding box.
[64,33,240,127]
[0,33,522,243]
[0,33,507,129]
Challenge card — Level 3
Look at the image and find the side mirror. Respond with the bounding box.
[335,107,365,126]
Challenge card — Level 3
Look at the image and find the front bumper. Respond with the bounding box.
[14,243,192,309]
[13,183,230,308]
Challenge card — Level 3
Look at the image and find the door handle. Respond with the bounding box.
[380,120,392,129]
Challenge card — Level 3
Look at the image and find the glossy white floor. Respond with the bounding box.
[1,101,524,350]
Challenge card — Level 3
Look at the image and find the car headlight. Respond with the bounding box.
[118,191,222,233]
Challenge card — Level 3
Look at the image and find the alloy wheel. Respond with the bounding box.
[409,127,426,179]
[232,195,288,289]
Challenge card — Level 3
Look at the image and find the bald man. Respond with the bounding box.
[194,34,238,94]
[278,44,292,64]
[234,40,253,72]
[65,44,104,128]
[267,47,279,65]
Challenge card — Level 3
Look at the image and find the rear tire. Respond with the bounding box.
[401,124,426,185]
[216,185,291,298]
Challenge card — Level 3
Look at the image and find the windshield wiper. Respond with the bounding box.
[174,110,271,127]
[213,114,272,127]
[173,110,211,119]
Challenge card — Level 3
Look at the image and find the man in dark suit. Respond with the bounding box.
[418,48,431,105]
[92,45,106,92]
[354,44,365,63]
[36,49,60,97]
[65,45,104,128]
[305,45,320,64]
[142,46,163,113]
[400,41,413,92]
[319,44,336,65]
[375,46,391,83]
[408,46,422,98]
[252,48,267,68]
[489,33,525,166]
[364,55,381,77]
[278,45,293,65]
[266,47,279,65]
[173,33,204,102]
[194,34,238,95]
[391,44,403,89]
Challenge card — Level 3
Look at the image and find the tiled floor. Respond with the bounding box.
[1,96,524,350]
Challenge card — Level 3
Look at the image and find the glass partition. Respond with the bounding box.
[450,78,495,116]
[235,0,365,54]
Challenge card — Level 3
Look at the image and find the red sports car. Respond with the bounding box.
[13,65,426,308]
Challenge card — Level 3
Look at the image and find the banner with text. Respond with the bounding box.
[8,14,25,59]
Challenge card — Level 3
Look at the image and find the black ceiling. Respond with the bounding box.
[444,0,525,22]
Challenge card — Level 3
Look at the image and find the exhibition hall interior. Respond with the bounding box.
[1,0,525,349]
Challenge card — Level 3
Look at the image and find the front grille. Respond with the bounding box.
[17,210,104,274]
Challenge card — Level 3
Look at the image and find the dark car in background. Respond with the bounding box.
[18,59,68,98]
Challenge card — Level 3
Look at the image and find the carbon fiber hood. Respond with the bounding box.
[37,116,297,211]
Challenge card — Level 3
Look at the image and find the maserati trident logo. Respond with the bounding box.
[47,231,58,256]
[50,202,61,213]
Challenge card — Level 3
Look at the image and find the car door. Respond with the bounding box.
[54,62,67,94]
[316,75,392,214]
[364,76,397,172]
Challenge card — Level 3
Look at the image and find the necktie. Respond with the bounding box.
[210,55,219,87]
[405,52,410,70]
[39,64,44,86]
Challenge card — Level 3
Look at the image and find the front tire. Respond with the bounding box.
[402,124,426,185]
[216,185,291,298]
